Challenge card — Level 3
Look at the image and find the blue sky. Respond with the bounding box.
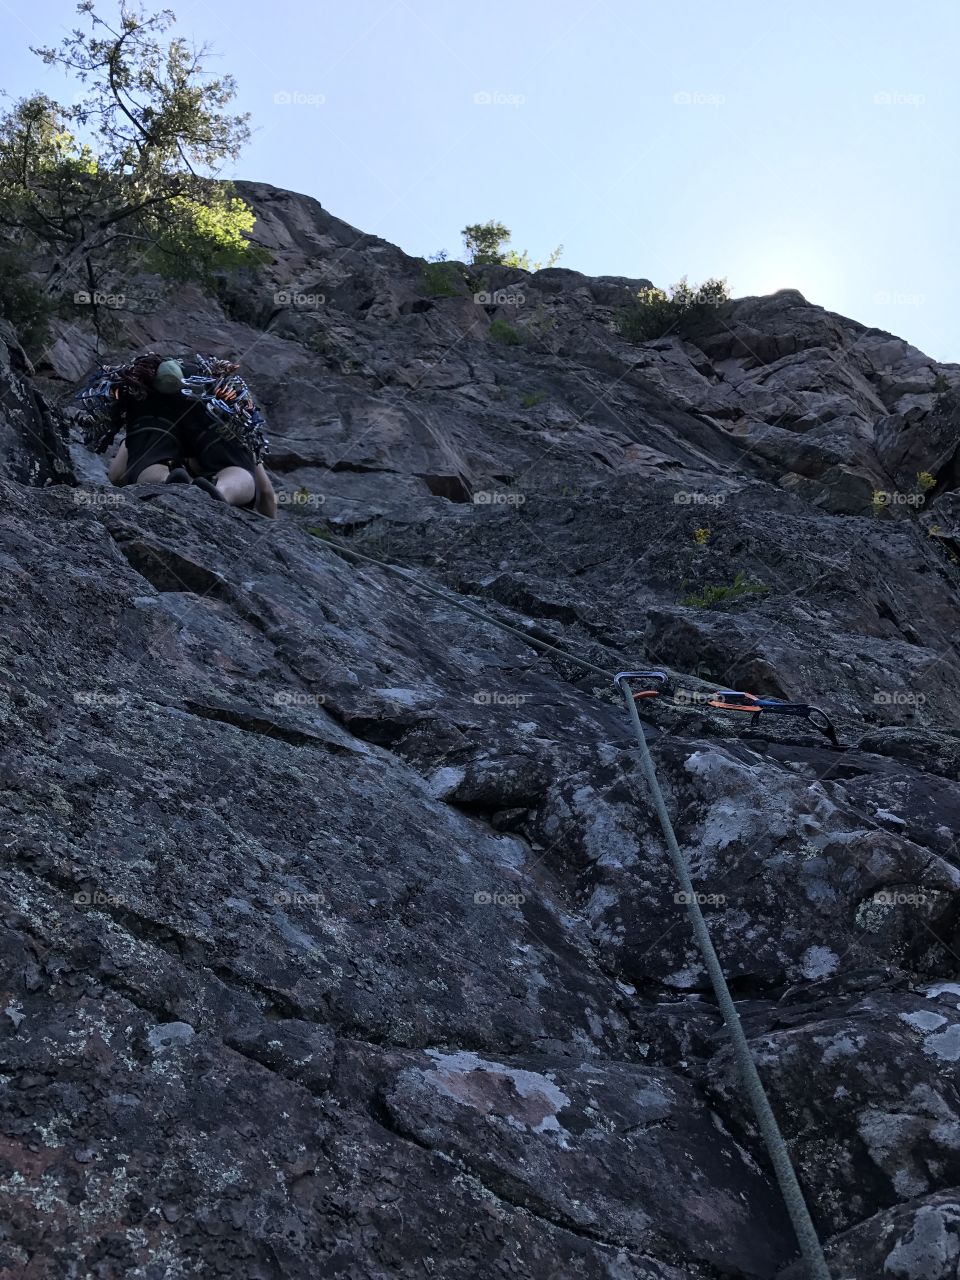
[2,0,955,359]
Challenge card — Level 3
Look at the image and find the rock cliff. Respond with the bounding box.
[2,181,960,1279]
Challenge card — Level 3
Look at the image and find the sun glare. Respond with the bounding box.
[736,241,839,307]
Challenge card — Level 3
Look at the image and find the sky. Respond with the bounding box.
[1,0,955,360]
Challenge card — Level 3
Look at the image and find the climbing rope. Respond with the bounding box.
[617,672,831,1280]
[321,536,614,678]
[318,534,832,1280]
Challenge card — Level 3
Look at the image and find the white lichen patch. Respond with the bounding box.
[4,1000,25,1029]
[425,765,466,800]
[147,1022,196,1053]
[873,808,907,827]
[821,1032,865,1064]
[184,1137,245,1191]
[34,1114,74,1149]
[800,945,839,980]
[905,1083,956,1121]
[376,687,431,707]
[856,896,896,933]
[898,1012,960,1062]
[923,1025,960,1062]
[584,884,620,922]
[883,1203,960,1278]
[571,785,640,867]
[683,750,794,842]
[900,1011,948,1033]
[857,1110,929,1197]
[424,1048,572,1140]
[123,1231,201,1279]
[663,964,703,989]
[925,982,960,1005]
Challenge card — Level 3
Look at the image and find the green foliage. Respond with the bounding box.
[618,276,730,342]
[488,317,521,345]
[520,389,546,408]
[933,372,950,393]
[0,246,57,354]
[462,220,511,265]
[871,490,891,517]
[420,259,460,297]
[617,286,671,341]
[681,569,769,609]
[141,190,269,281]
[503,243,564,272]
[461,220,563,272]
[0,2,262,311]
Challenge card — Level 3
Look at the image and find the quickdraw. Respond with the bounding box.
[617,669,841,748]
[179,360,269,458]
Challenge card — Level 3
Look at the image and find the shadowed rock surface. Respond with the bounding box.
[2,181,960,1278]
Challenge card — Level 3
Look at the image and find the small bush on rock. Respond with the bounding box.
[681,570,769,609]
[489,317,521,345]
[618,276,730,342]
[421,259,460,297]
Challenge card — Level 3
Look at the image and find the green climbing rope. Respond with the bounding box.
[316,532,832,1280]
[617,675,831,1280]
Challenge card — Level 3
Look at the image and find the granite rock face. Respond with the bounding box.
[2,181,960,1278]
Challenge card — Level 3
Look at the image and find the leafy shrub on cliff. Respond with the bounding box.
[462,220,562,271]
[502,244,563,272]
[488,317,521,345]
[681,570,769,609]
[618,276,730,342]
[421,256,461,297]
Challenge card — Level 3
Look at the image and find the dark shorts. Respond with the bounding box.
[122,414,257,483]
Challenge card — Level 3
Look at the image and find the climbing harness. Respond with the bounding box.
[628,669,841,747]
[317,534,834,1278]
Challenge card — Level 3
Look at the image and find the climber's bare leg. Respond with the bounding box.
[133,463,172,484]
[107,442,129,485]
[214,466,256,507]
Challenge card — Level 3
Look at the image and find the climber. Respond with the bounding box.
[73,351,276,517]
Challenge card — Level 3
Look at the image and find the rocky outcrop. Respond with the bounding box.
[2,181,960,1278]
[0,320,72,488]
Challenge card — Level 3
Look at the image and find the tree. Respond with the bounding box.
[0,0,265,320]
[461,219,562,271]
[461,220,511,265]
